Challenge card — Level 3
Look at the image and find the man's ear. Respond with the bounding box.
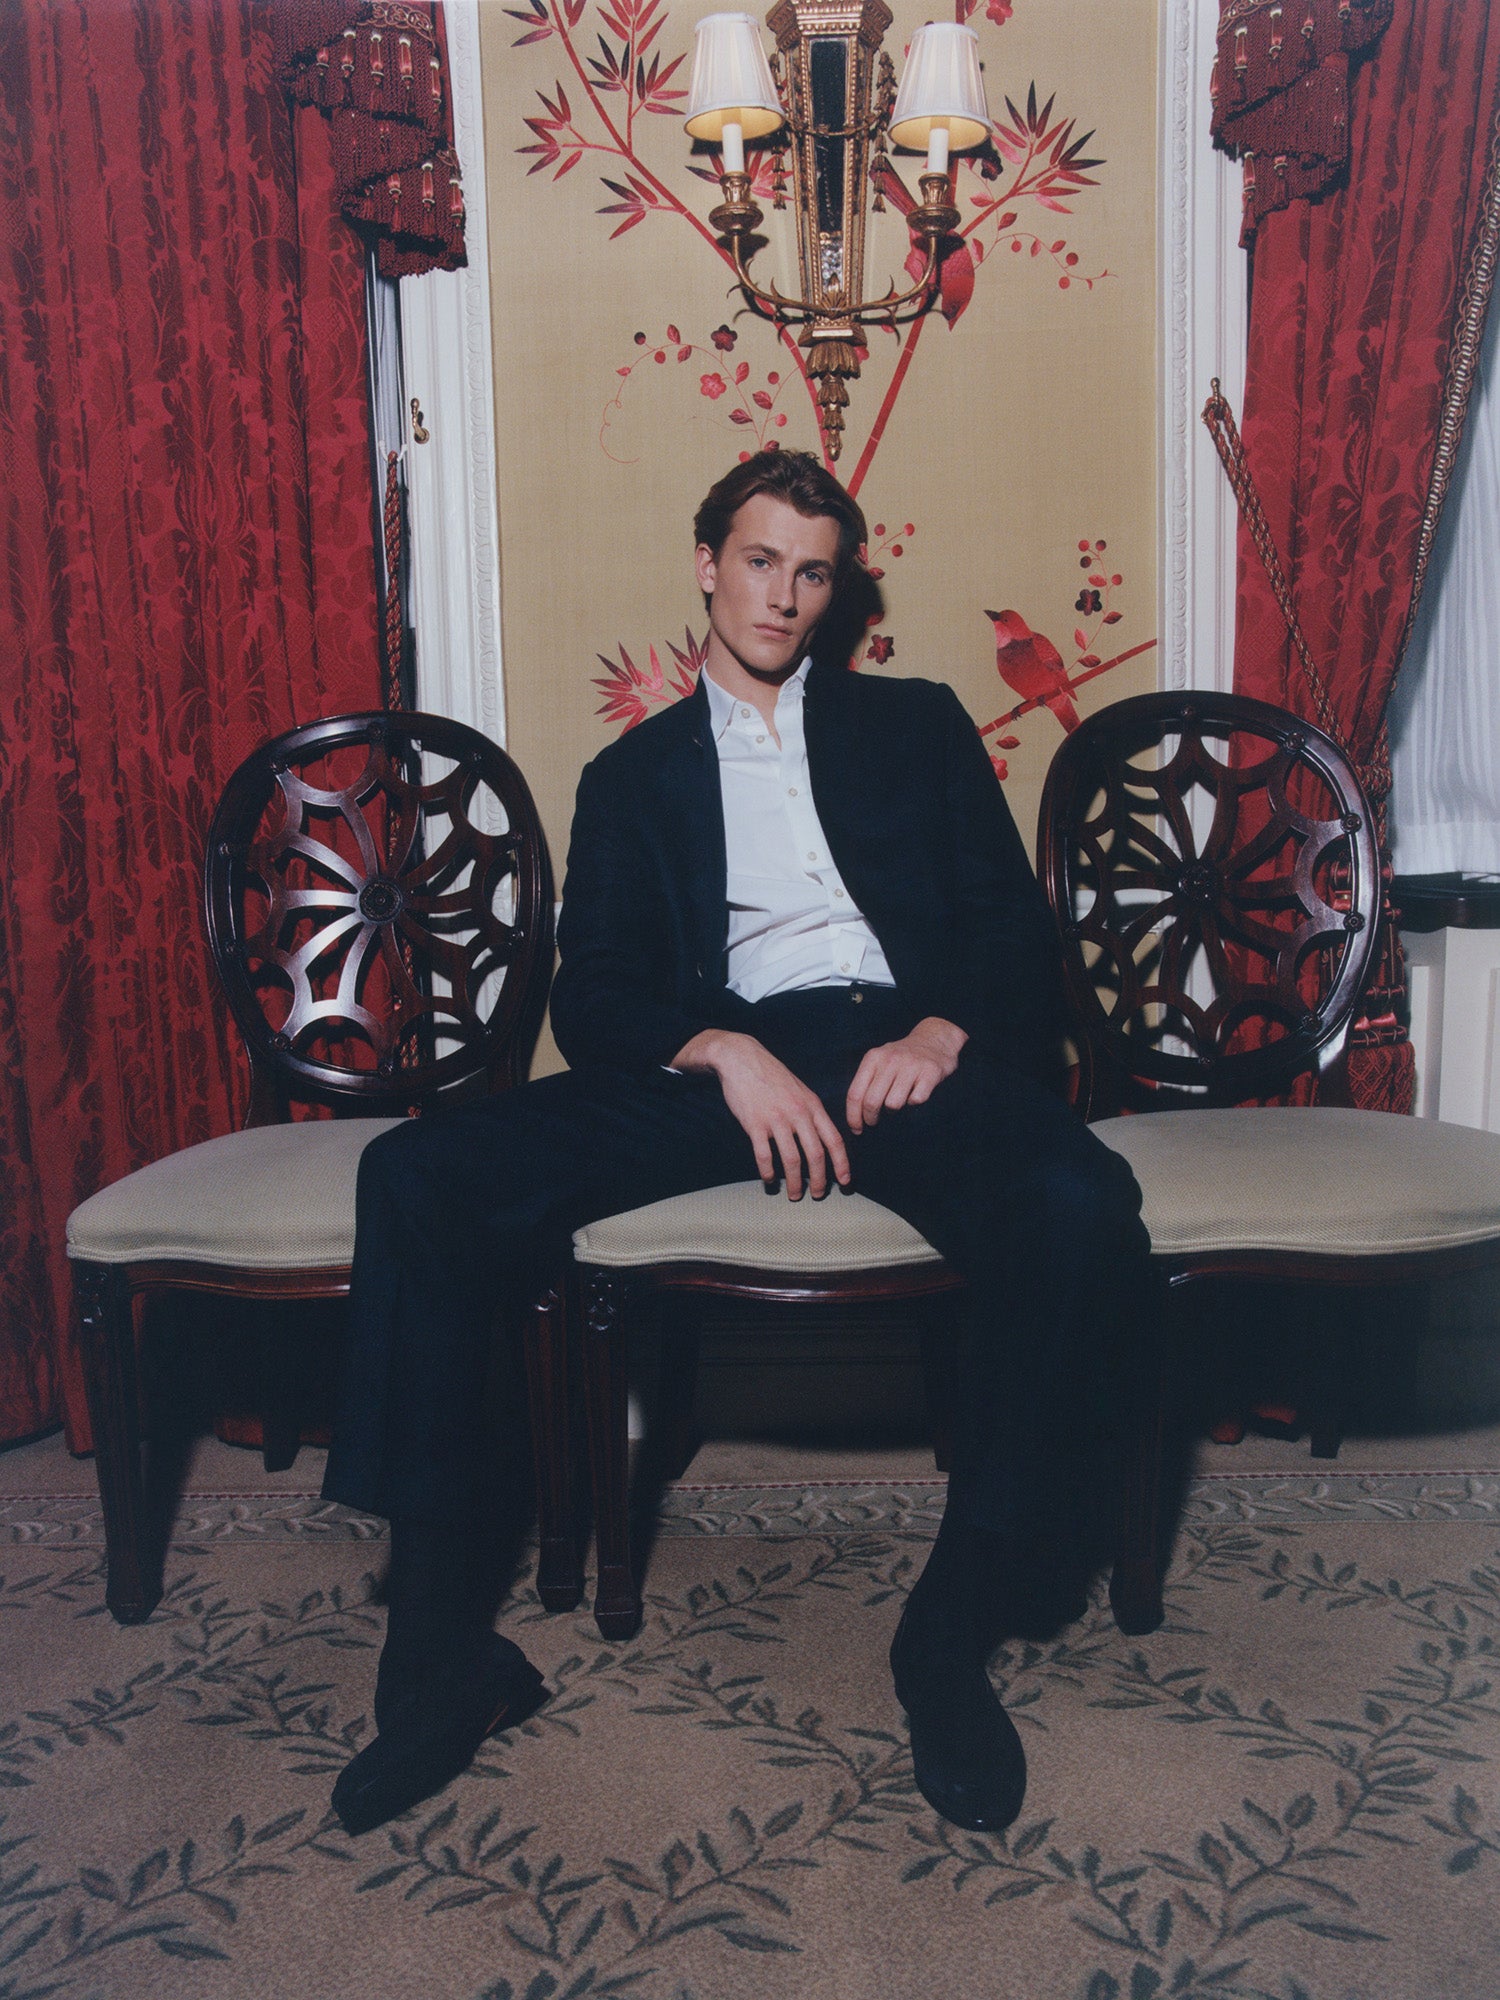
[694,543,717,596]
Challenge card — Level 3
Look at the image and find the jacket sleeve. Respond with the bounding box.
[548,752,713,1072]
[934,684,1067,1079]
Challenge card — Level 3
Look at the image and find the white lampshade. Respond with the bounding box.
[889,21,990,153]
[685,13,783,143]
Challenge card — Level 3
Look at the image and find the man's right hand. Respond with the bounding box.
[670,1029,851,1200]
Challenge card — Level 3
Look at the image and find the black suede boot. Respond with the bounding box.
[333,1522,546,1837]
[890,1521,1027,1832]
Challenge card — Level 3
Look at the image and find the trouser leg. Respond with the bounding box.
[323,1064,755,1527]
[847,1045,1151,1581]
[742,990,1149,1589]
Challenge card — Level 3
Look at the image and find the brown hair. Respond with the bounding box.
[693,448,867,576]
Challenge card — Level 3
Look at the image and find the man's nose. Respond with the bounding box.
[769,572,797,614]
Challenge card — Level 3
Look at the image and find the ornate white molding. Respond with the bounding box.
[398,0,506,745]
[1158,0,1246,694]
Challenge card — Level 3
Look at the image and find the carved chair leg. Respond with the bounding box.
[581,1266,641,1640]
[74,1262,161,1625]
[1109,1271,1172,1638]
[524,1280,583,1611]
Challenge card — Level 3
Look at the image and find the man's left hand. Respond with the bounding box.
[845,1016,968,1134]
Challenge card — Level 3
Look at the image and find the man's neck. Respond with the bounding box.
[702,644,806,735]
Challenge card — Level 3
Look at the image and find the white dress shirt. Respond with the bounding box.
[704,660,895,1002]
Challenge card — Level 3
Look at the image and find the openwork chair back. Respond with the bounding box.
[1038,692,1381,1119]
[205,712,552,1117]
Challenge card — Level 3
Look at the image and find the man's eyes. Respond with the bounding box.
[746,556,829,585]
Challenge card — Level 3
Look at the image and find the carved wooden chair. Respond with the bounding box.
[557,689,1500,1643]
[1039,690,1500,1625]
[67,712,556,1625]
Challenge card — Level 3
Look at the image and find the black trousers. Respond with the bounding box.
[322,987,1151,1564]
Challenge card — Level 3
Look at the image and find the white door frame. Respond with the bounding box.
[398,0,506,746]
[1158,0,1246,696]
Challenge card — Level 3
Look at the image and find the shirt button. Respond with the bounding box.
[788,786,798,797]
[740,706,751,718]
[841,962,852,973]
[807,850,817,861]
[756,734,765,744]
[834,887,845,899]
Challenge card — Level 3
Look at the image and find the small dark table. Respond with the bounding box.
[1393,873,1500,934]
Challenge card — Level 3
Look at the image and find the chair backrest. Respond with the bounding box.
[1037,691,1381,1120]
[204,711,552,1119]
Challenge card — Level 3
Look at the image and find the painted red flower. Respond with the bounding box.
[700,373,727,400]
[986,0,1013,23]
[711,324,737,351]
[867,634,895,664]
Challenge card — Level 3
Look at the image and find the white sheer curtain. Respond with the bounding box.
[1389,298,1500,877]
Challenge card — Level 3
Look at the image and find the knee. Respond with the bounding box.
[1028,1143,1145,1257]
[358,1114,430,1197]
[356,1108,502,1230]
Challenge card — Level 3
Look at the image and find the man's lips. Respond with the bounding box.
[754,624,795,640]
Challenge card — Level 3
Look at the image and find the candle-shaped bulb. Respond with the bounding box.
[925,125,950,177]
[685,15,784,161]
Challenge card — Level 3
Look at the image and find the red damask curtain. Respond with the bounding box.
[1216,0,1500,1111]
[0,4,385,1450]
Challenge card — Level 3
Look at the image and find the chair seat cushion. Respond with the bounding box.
[1093,1106,1500,1259]
[573,1180,944,1273]
[66,1119,405,1270]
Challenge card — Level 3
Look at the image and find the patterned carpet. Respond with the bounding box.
[3,1434,1500,2000]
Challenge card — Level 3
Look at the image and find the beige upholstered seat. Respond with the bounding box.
[66,1119,404,1271]
[574,1106,1500,1277]
[1094,1107,1500,1260]
[573,1180,942,1272]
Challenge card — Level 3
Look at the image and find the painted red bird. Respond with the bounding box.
[984,608,1081,733]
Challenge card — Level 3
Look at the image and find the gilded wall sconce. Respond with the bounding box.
[686,10,991,457]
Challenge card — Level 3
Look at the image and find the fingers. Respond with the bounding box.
[845,1051,882,1133]
[769,1119,807,1200]
[813,1103,852,1187]
[848,1050,945,1131]
[762,1099,849,1200]
[848,1049,899,1133]
[882,1070,917,1114]
[717,1042,852,1198]
[751,1130,778,1184]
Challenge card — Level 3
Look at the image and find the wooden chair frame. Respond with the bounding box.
[73,711,555,1624]
[566,1262,962,1639]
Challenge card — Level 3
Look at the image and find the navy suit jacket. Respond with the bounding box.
[550,656,1065,1080]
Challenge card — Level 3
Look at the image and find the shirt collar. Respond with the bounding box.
[702,656,812,742]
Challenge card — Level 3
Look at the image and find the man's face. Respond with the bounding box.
[695,492,841,685]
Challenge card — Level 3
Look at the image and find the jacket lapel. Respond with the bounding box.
[665,673,728,981]
[803,654,860,865]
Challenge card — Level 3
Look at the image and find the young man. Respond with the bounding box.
[323,449,1150,1838]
